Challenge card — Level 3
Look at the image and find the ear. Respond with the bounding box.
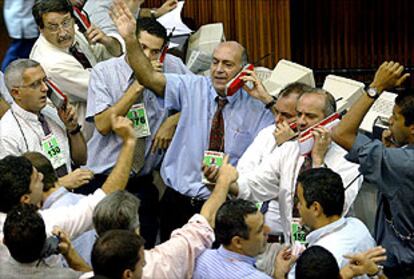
[408,124,414,136]
[20,194,31,205]
[10,88,20,101]
[122,269,133,279]
[230,235,243,251]
[311,201,323,217]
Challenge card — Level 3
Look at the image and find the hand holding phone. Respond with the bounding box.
[45,79,68,110]
[225,64,255,96]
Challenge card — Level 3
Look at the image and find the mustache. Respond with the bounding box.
[57,35,72,43]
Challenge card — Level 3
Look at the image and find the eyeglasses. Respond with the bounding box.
[44,18,73,33]
[19,77,48,90]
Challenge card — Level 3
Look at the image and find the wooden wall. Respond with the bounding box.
[144,0,291,68]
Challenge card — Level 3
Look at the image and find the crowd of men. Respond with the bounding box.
[0,0,413,278]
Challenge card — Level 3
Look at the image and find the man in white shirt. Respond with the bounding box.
[288,168,375,278]
[226,88,362,241]
[236,82,311,237]
[30,0,122,139]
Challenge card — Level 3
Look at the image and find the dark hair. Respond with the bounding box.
[279,82,313,99]
[92,230,145,279]
[136,17,168,44]
[0,156,33,213]
[215,199,258,245]
[4,204,46,263]
[300,89,337,117]
[295,246,340,279]
[395,93,414,126]
[297,168,344,217]
[33,0,73,29]
[24,152,57,192]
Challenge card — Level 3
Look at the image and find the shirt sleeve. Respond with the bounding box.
[143,214,214,279]
[237,149,281,202]
[40,189,106,239]
[345,133,401,196]
[85,66,112,122]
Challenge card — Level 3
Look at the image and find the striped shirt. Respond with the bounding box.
[193,246,272,279]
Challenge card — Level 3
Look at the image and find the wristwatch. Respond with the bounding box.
[369,265,384,279]
[150,9,157,18]
[366,86,380,99]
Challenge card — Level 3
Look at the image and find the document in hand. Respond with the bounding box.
[298,112,342,155]
[262,60,315,97]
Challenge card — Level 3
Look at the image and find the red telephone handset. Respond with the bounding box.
[72,7,91,33]
[224,63,255,96]
[45,79,68,110]
[159,45,168,63]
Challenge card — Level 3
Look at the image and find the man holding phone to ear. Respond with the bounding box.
[111,0,275,241]
[0,59,89,189]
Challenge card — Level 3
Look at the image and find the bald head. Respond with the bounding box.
[210,41,248,95]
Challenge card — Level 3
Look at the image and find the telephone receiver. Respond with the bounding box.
[45,79,68,110]
[159,45,168,63]
[72,6,91,33]
[225,63,255,96]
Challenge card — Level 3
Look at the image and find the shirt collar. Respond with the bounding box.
[218,245,256,266]
[208,78,240,107]
[306,217,346,245]
[42,186,69,209]
[11,103,40,122]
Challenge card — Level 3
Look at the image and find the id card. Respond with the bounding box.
[202,151,224,184]
[291,218,307,245]
[41,134,66,170]
[127,103,151,138]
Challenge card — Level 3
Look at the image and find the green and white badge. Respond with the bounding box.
[291,217,308,245]
[41,134,66,170]
[202,150,224,184]
[127,103,151,138]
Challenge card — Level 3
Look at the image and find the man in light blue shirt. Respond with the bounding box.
[193,199,290,279]
[84,18,192,248]
[110,1,275,240]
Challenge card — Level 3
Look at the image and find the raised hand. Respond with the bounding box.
[110,0,137,40]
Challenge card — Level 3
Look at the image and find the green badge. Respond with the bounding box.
[127,103,151,138]
[41,134,66,169]
[291,218,307,245]
[202,151,224,185]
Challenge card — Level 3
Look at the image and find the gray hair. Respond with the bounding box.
[93,191,141,236]
[4,59,40,92]
[301,88,337,117]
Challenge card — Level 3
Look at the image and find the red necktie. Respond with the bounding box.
[208,98,228,152]
[69,44,92,69]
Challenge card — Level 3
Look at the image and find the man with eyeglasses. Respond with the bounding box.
[30,0,122,140]
[0,59,87,184]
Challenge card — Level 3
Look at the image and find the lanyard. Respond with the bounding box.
[10,109,44,151]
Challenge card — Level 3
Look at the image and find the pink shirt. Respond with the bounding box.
[79,214,214,279]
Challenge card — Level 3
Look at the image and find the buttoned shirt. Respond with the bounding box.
[288,217,376,278]
[30,30,112,139]
[86,54,191,175]
[193,246,272,279]
[346,134,414,268]
[161,74,274,198]
[237,141,362,241]
[3,0,38,39]
[237,124,283,234]
[0,103,72,172]
[80,214,214,279]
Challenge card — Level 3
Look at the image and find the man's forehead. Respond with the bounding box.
[213,43,243,61]
[22,66,45,81]
[297,93,325,111]
[43,12,71,24]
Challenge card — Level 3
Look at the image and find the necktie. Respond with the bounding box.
[131,94,146,174]
[208,98,228,152]
[38,114,68,177]
[69,43,92,69]
[292,154,313,217]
